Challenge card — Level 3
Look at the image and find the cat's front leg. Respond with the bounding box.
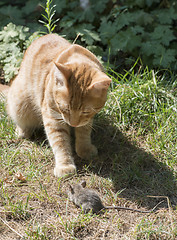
[42,109,76,178]
[75,121,98,160]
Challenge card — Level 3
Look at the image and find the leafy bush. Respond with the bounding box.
[0,23,40,82]
[58,0,177,70]
[0,23,30,82]
[0,0,45,30]
[0,0,59,82]
[0,0,176,82]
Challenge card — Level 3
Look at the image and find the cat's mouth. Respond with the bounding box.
[72,123,88,128]
[68,122,88,128]
[61,113,90,128]
[62,116,88,128]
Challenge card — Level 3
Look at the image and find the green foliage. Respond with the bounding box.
[99,1,177,70]
[0,0,176,82]
[0,0,45,30]
[39,0,59,34]
[55,0,177,70]
[0,23,40,82]
[0,23,30,82]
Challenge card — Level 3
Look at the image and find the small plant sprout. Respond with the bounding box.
[39,0,59,34]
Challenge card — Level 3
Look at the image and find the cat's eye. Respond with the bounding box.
[82,111,91,115]
[94,107,103,112]
[62,108,70,114]
[64,109,70,112]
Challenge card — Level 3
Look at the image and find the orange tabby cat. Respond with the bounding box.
[2,34,111,177]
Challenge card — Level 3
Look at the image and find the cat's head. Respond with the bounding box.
[52,62,111,127]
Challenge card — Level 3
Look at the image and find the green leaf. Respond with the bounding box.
[115,29,142,52]
[151,25,176,46]
[132,26,144,34]
[0,23,30,82]
[99,19,118,44]
[153,49,176,68]
[141,41,154,56]
[152,7,177,24]
[146,0,160,7]
[135,10,154,26]
[0,5,24,25]
[21,0,40,15]
[55,0,67,15]
[90,0,109,13]
[75,25,100,45]
[141,41,165,57]
[79,8,95,23]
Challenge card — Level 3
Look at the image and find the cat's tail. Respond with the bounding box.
[0,84,9,100]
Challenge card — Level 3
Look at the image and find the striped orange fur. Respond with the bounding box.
[6,34,111,177]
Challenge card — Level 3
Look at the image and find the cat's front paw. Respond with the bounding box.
[54,164,76,178]
[76,144,98,160]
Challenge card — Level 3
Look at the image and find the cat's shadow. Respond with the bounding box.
[31,117,177,210]
[75,116,177,210]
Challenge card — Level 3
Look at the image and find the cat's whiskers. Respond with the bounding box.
[49,108,67,126]
[59,120,66,125]
[92,122,99,130]
[91,107,97,113]
[87,122,95,131]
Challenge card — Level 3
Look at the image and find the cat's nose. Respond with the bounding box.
[70,124,77,127]
[69,115,79,127]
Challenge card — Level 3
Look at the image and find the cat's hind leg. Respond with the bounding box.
[7,88,41,139]
[15,125,34,139]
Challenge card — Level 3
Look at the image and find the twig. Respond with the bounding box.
[147,195,174,233]
[0,216,24,239]
[150,200,164,212]
[147,195,172,209]
[73,33,81,44]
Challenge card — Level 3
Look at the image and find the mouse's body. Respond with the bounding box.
[68,181,104,213]
[68,181,152,214]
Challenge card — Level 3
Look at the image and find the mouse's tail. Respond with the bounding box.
[105,206,151,213]
[106,200,164,213]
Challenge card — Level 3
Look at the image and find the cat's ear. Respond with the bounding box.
[54,62,71,87]
[80,180,86,188]
[88,76,111,95]
[69,185,74,194]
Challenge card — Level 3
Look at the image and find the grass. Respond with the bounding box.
[105,64,177,167]
[0,64,177,239]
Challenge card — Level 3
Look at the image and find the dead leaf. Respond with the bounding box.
[15,172,27,182]
[4,176,13,184]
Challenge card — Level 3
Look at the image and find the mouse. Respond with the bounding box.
[67,180,156,214]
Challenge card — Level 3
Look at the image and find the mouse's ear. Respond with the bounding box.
[69,185,74,194]
[80,180,86,188]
